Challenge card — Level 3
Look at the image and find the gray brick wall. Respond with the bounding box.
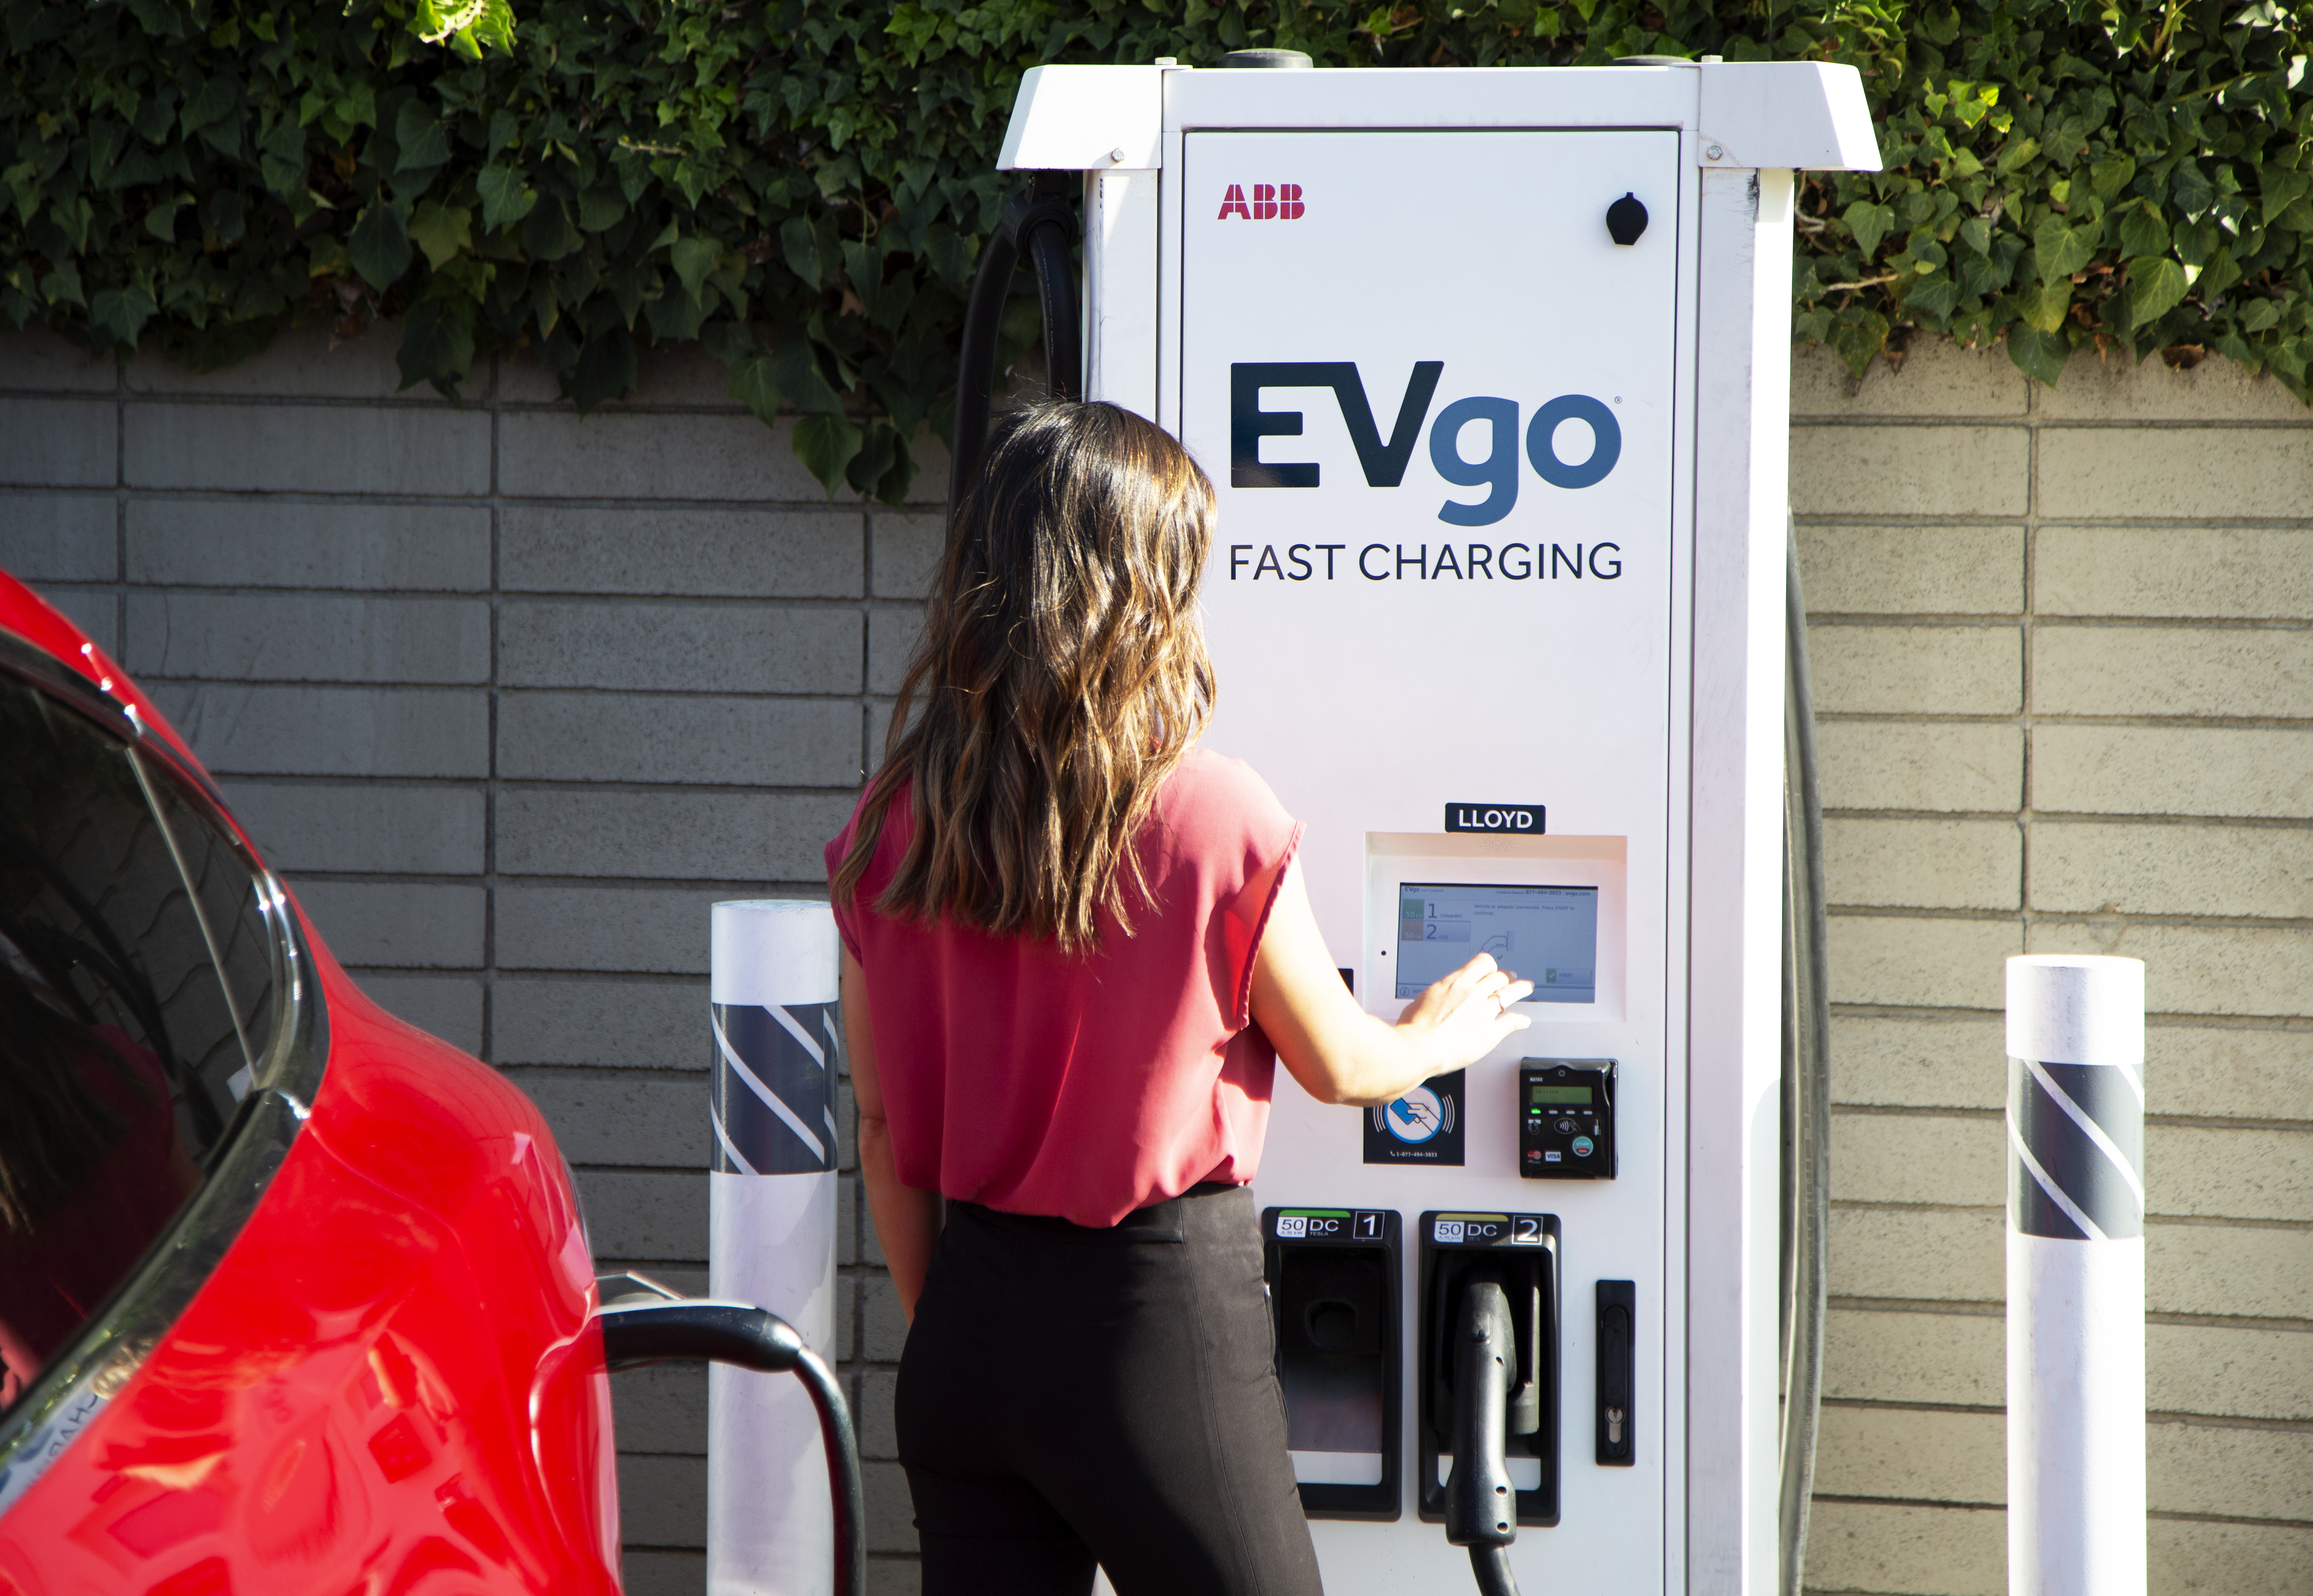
[0,322,937,1596]
[1793,338,2313,1593]
[7,320,2308,1595]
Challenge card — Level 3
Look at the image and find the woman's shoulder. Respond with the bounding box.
[1169,744,1277,801]
[1157,747,1297,852]
[824,775,914,887]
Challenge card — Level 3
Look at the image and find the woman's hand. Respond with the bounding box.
[1250,860,1534,1108]
[1396,951,1534,1065]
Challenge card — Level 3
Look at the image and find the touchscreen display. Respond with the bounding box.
[1396,883,1598,1003]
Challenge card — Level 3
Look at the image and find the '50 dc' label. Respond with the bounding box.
[1434,1214,1548,1245]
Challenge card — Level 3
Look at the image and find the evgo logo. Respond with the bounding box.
[1231,361,1621,527]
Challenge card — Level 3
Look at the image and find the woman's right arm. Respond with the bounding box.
[843,950,941,1322]
[1248,857,1534,1107]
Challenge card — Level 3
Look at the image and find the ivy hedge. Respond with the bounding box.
[6,0,2313,502]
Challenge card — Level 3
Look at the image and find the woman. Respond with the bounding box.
[826,402,1530,1595]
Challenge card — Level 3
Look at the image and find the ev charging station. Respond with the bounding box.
[994,55,1880,1595]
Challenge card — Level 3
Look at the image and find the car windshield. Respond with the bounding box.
[0,669,283,1414]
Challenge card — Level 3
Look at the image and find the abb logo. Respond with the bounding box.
[1218,183,1304,220]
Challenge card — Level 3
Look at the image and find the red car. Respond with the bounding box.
[0,573,858,1596]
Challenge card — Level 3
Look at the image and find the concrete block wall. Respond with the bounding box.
[0,323,940,1596]
[1792,338,2313,1594]
[4,321,2307,1594]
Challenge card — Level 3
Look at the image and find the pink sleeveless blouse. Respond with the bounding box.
[824,748,1302,1227]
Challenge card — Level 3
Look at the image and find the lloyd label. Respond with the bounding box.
[1444,803,1545,835]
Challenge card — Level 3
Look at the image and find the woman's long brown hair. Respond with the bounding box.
[832,402,1216,952]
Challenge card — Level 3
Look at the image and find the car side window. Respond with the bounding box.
[0,674,282,1413]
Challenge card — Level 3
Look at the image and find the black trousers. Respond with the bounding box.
[896,1182,1324,1596]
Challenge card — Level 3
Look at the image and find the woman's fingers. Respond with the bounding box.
[1426,955,1539,1019]
[1443,951,1498,996]
[1462,964,1532,1011]
[1477,970,1530,1002]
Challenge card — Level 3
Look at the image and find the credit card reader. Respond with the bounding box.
[1519,1060,1616,1180]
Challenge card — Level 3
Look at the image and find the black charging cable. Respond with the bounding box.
[596,1297,865,1596]
[948,172,1082,513]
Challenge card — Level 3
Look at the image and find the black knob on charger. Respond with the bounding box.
[1607,192,1649,246]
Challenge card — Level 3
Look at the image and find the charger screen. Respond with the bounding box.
[1531,1085,1593,1105]
[1396,883,1597,1003]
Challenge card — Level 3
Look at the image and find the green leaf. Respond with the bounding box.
[643,285,705,341]
[207,192,246,245]
[409,201,473,270]
[870,434,917,506]
[2034,215,2096,282]
[775,340,842,412]
[1903,272,1961,322]
[87,121,129,186]
[670,235,718,299]
[845,420,897,496]
[1843,200,1895,259]
[144,194,187,241]
[726,353,784,425]
[779,216,822,287]
[348,203,414,290]
[725,336,843,422]
[2116,204,2170,261]
[259,119,306,200]
[1995,136,2040,174]
[791,412,864,496]
[699,321,758,369]
[1827,309,1889,378]
[2171,163,2217,217]
[337,81,378,131]
[570,324,638,411]
[476,165,537,231]
[88,284,157,348]
[2260,166,2310,225]
[395,100,452,174]
[471,0,516,54]
[395,294,476,395]
[526,256,567,331]
[2198,247,2243,302]
[39,259,85,308]
[522,196,580,260]
[179,75,237,135]
[578,188,627,233]
[2090,154,2136,199]
[122,0,184,39]
[2005,324,2069,386]
[2017,278,2071,333]
[2042,118,2091,170]
[2127,257,2189,328]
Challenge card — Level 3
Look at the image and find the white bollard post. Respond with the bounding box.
[709,900,841,1596]
[2005,954,2146,1596]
